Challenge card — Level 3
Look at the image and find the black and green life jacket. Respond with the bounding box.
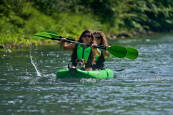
[94,49,105,70]
[71,44,93,68]
[77,45,91,62]
[95,49,103,61]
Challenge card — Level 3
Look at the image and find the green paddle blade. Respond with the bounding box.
[33,30,60,40]
[107,46,127,58]
[125,47,138,59]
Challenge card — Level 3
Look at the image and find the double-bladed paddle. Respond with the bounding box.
[33,31,138,59]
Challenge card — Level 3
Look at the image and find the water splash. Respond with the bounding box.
[30,48,41,77]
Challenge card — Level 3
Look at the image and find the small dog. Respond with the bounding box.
[76,59,85,68]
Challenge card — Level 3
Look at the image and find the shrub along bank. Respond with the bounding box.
[0,0,172,48]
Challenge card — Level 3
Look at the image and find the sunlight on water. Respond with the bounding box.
[0,33,173,114]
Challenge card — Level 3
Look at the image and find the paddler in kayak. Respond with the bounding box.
[92,31,110,70]
[60,30,96,71]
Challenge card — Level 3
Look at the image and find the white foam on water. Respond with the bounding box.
[30,48,41,77]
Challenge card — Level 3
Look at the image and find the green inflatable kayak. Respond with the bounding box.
[56,68,114,79]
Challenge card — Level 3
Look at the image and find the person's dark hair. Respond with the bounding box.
[78,30,94,45]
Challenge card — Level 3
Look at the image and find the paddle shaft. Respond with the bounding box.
[51,37,106,49]
[33,31,138,59]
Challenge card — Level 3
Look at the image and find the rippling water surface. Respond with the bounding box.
[0,33,173,114]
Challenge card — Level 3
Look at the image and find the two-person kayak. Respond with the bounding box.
[56,68,114,79]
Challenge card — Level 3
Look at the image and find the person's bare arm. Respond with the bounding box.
[60,38,75,51]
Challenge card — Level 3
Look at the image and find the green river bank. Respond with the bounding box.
[0,0,172,48]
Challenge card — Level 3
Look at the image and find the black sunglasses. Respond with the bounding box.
[96,36,102,40]
[83,34,92,38]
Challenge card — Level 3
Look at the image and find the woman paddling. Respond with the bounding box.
[93,31,110,70]
[60,30,96,71]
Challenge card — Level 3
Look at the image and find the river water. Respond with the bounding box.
[0,33,173,114]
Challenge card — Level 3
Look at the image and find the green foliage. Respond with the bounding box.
[130,0,173,31]
[52,13,103,38]
[0,0,173,47]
